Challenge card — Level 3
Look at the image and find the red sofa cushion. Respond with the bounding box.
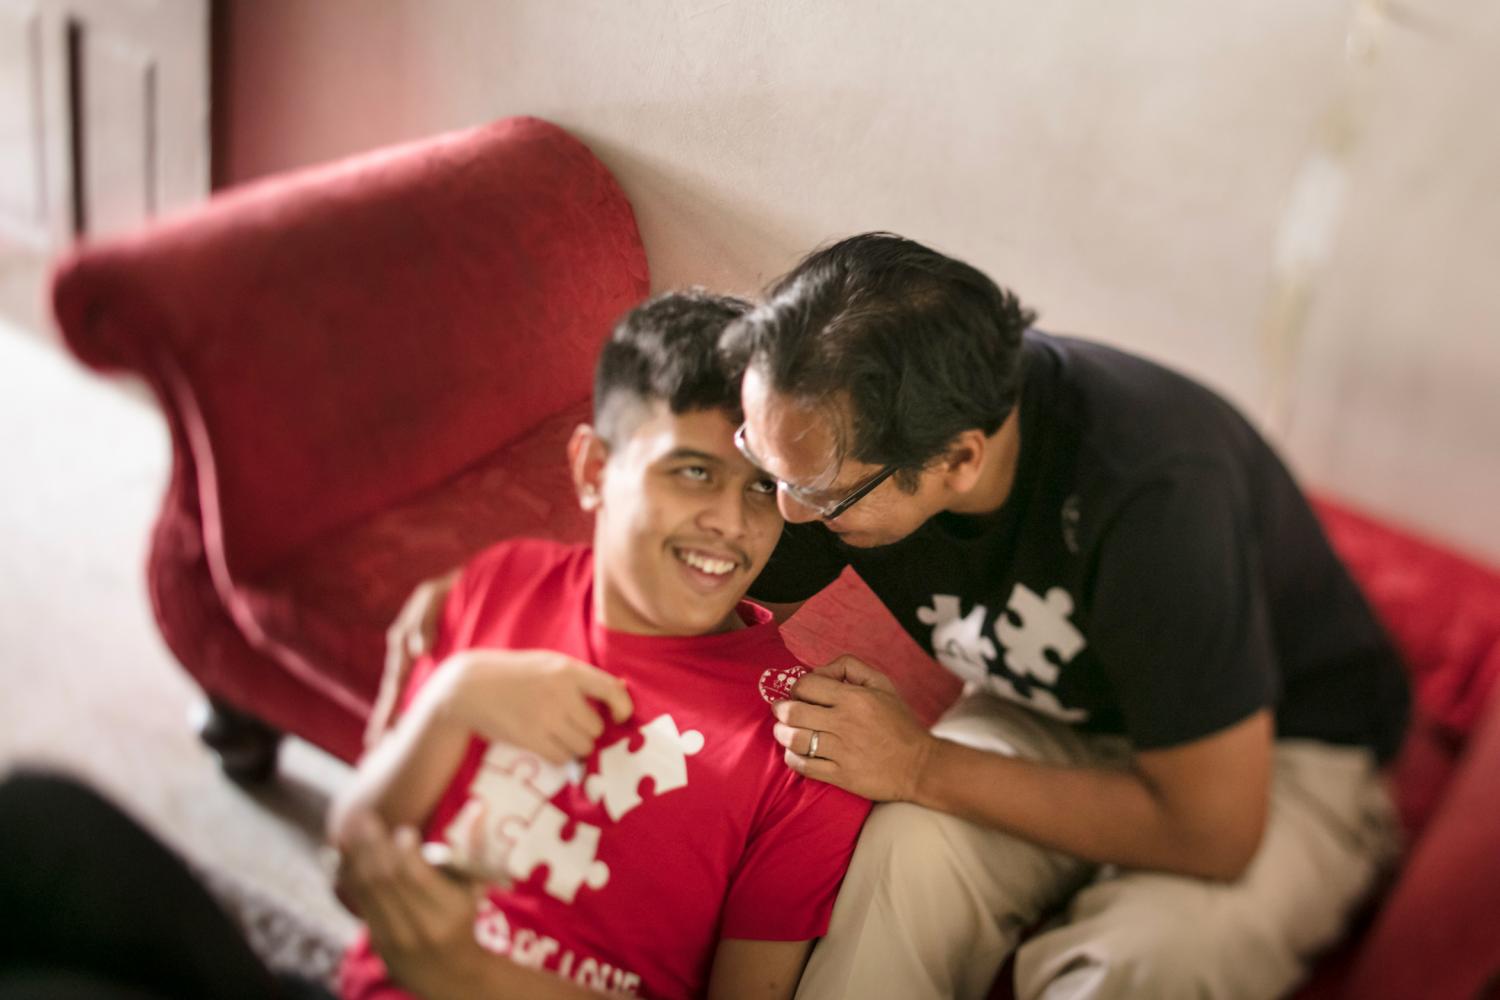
[1314,498,1500,739]
[231,399,595,758]
[1313,498,1500,840]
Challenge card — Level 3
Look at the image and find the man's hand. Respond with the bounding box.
[367,570,460,750]
[336,809,486,997]
[771,655,936,802]
[433,649,634,765]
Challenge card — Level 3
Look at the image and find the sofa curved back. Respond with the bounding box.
[51,116,650,581]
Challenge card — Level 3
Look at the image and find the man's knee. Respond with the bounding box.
[851,801,1001,900]
[853,802,952,875]
[1018,878,1302,1000]
[850,801,1080,926]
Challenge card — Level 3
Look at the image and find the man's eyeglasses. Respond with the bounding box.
[733,424,897,521]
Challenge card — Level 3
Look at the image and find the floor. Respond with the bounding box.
[0,319,360,946]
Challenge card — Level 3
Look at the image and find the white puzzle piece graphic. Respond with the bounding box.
[978,582,1090,722]
[584,713,705,822]
[994,583,1087,685]
[444,743,581,880]
[498,802,610,904]
[917,594,997,684]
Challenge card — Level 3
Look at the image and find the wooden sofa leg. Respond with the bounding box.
[194,697,282,785]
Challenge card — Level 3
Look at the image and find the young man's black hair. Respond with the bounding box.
[720,232,1034,489]
[595,290,751,446]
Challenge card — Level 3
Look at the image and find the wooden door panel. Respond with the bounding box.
[0,0,207,336]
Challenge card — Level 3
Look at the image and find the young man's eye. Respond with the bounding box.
[749,478,778,497]
[677,465,711,482]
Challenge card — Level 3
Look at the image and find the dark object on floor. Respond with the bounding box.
[194,696,282,785]
[0,768,333,1000]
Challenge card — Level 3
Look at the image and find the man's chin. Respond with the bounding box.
[829,528,897,550]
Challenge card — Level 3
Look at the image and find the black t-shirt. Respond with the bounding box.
[750,331,1410,762]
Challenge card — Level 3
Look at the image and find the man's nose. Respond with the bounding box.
[776,486,822,524]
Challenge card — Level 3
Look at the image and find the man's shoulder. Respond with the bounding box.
[1031,331,1245,440]
[1030,332,1269,500]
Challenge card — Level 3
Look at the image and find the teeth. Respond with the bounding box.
[677,549,736,576]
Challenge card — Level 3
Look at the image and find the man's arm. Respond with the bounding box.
[366,569,461,750]
[706,938,814,1000]
[774,658,1272,881]
[916,708,1272,880]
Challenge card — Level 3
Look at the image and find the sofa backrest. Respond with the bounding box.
[52,116,649,579]
[1314,497,1500,739]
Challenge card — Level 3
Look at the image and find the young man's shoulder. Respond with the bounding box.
[459,537,589,594]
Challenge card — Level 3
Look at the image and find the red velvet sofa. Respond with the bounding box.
[51,119,1500,997]
[51,116,649,770]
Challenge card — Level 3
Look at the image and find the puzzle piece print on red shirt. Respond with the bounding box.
[496,802,610,904]
[443,742,581,880]
[584,713,705,822]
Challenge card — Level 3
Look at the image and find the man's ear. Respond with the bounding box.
[940,428,989,493]
[567,424,609,511]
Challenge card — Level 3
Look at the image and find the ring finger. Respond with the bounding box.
[772,722,835,761]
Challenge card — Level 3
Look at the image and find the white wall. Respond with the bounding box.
[219,0,1500,563]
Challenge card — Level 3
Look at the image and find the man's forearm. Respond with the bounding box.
[329,667,472,846]
[912,737,1262,880]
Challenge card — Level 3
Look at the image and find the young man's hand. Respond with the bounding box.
[336,809,616,1000]
[336,809,487,996]
[367,569,460,750]
[433,649,635,765]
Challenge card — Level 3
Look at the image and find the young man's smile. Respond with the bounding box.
[671,543,748,591]
[572,402,783,637]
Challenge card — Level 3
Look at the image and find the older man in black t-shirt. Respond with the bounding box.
[718,233,1407,1000]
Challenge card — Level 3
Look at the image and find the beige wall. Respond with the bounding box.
[218,0,1500,563]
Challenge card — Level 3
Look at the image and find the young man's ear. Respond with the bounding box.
[568,424,610,511]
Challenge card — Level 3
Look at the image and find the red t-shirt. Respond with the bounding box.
[341,540,870,1000]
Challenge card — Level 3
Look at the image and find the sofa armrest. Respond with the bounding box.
[1339,681,1500,1000]
[51,116,648,580]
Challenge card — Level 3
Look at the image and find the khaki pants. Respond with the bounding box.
[796,693,1400,1000]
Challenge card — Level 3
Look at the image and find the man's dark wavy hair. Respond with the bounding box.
[720,232,1034,490]
[594,289,752,445]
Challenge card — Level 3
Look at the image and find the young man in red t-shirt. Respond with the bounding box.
[331,291,870,1000]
